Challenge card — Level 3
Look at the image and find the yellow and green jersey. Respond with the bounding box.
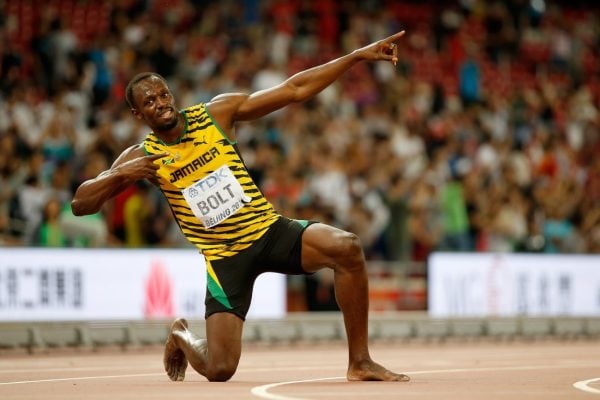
[142,103,279,261]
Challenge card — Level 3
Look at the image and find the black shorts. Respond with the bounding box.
[204,216,316,320]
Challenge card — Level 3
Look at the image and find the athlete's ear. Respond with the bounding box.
[131,108,142,119]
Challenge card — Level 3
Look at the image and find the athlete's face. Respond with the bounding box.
[131,77,179,131]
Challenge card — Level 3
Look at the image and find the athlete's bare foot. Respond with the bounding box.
[163,318,189,381]
[347,359,410,382]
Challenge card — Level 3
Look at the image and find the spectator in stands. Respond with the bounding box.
[32,197,67,247]
[38,108,77,169]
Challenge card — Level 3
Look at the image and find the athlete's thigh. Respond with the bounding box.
[205,312,243,367]
[301,223,355,273]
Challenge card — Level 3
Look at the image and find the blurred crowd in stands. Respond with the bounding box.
[1,0,599,261]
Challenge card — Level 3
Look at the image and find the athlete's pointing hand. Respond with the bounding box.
[353,31,405,66]
[116,152,168,183]
[71,147,167,215]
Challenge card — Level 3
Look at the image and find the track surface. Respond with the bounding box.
[1,340,599,399]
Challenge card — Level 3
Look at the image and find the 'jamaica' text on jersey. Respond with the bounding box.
[169,147,220,183]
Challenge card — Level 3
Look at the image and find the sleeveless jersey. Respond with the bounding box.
[142,103,279,261]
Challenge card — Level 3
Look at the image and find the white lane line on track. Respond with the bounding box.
[0,373,163,386]
[573,378,600,395]
[0,366,159,374]
[251,363,600,400]
[0,366,344,386]
[251,377,343,400]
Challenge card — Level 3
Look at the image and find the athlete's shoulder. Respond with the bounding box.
[206,93,247,115]
[205,94,248,135]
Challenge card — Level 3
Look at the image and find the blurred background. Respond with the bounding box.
[0,0,598,319]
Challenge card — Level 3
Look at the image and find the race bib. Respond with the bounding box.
[182,165,251,228]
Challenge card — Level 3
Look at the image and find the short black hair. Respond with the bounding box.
[125,72,168,109]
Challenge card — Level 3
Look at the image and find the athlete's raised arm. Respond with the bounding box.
[208,31,405,135]
[71,145,167,216]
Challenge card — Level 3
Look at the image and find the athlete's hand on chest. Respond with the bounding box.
[116,152,167,183]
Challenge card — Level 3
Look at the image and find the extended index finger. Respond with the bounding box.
[382,30,405,45]
[146,152,169,160]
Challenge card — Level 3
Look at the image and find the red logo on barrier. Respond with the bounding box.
[144,260,174,318]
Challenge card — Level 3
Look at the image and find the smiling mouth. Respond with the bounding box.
[156,108,179,131]
[160,108,174,118]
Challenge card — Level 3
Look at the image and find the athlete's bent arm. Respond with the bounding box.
[71,145,166,216]
[208,31,404,133]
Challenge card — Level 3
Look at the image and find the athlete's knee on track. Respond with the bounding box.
[206,361,237,382]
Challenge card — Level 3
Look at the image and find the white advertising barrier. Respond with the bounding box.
[0,248,286,321]
[428,252,600,317]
